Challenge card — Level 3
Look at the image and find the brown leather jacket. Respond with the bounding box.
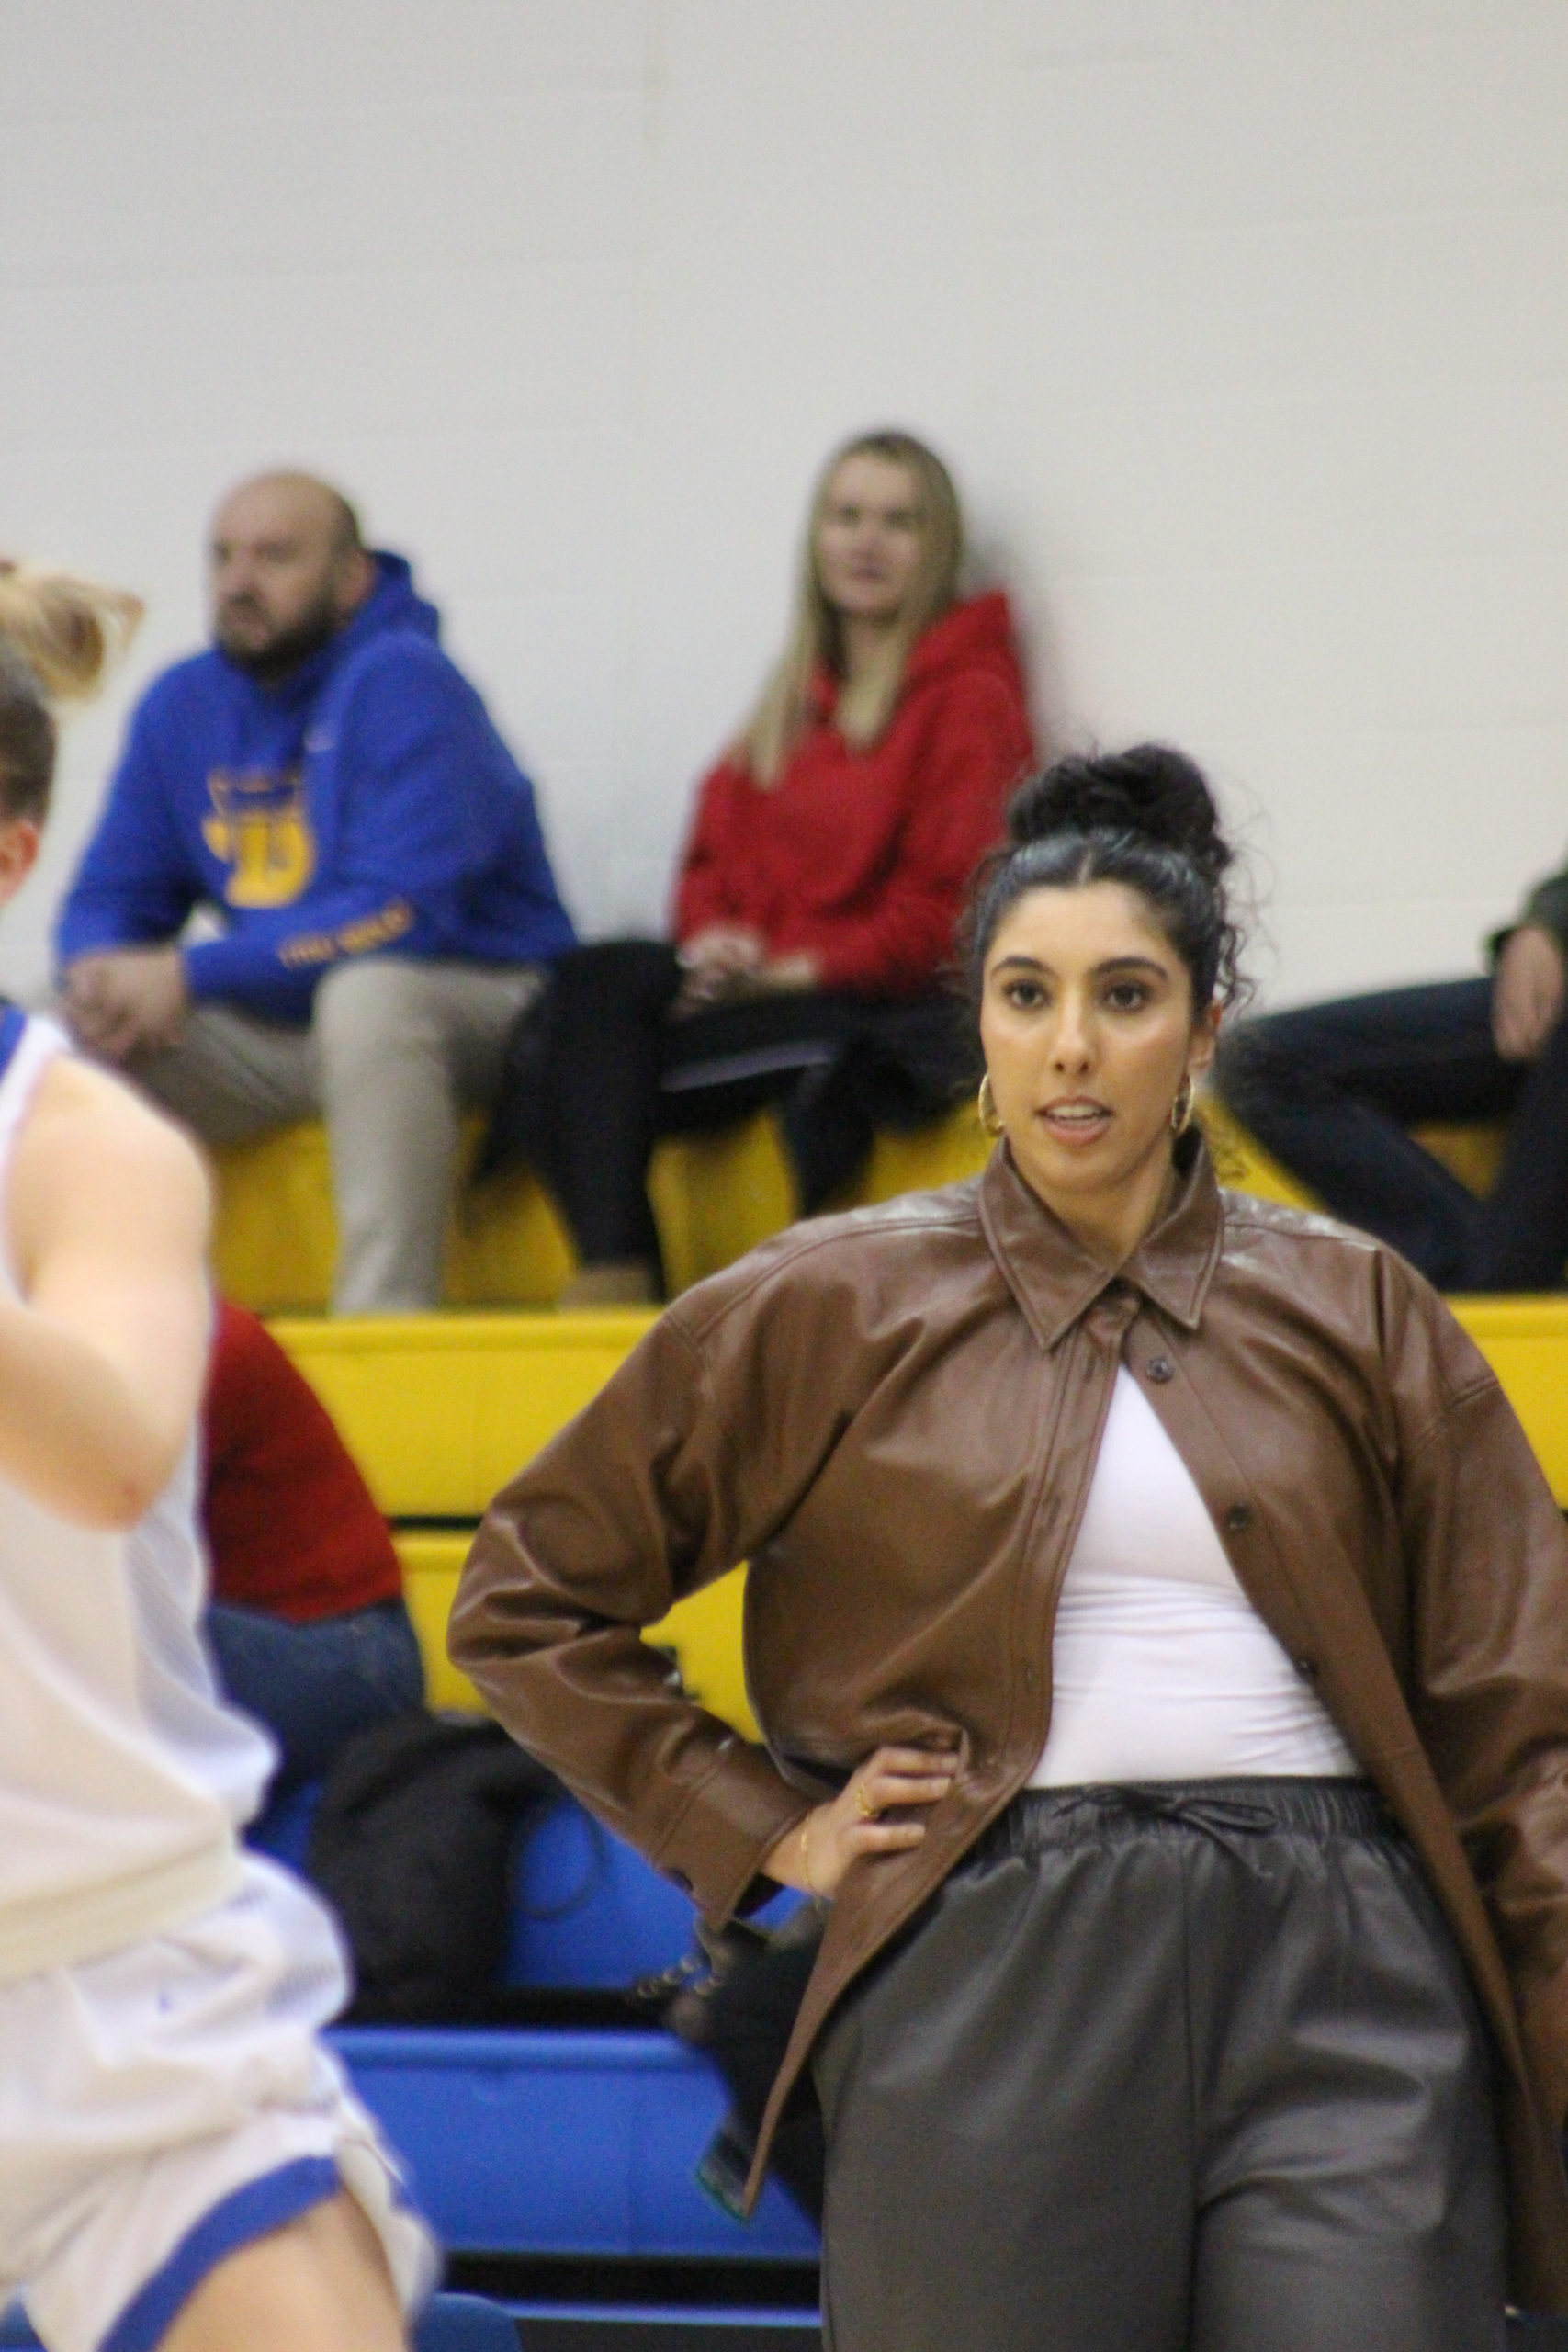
[450,1142,1568,2310]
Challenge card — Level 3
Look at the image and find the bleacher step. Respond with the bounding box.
[514,2319,817,2350]
[333,2028,818,2264]
[276,1299,1568,1521]
[271,1312,657,1520]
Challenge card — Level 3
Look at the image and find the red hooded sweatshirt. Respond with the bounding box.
[671,591,1034,997]
[202,1299,402,1623]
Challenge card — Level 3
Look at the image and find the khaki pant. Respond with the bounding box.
[131,957,542,1314]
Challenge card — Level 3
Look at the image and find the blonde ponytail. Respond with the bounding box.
[0,564,142,701]
[0,564,142,819]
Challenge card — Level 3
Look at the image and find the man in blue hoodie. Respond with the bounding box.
[56,471,576,1311]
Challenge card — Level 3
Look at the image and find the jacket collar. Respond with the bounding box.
[977,1136,1224,1351]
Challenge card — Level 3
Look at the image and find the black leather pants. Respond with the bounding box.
[815,1780,1506,2352]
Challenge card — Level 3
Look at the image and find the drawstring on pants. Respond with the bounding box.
[1072,1784,1279,1878]
[976,1776,1397,1888]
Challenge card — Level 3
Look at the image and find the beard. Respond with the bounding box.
[215,582,343,685]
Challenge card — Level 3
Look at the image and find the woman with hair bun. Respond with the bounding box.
[456,742,1568,2346]
[490,427,1034,1303]
[0,575,434,2351]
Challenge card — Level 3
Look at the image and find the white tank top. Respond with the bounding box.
[1030,1364,1359,1785]
[0,1012,272,1981]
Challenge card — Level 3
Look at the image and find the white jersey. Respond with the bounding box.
[0,1012,272,1981]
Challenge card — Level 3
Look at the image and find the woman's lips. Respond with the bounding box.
[1038,1099,1111,1146]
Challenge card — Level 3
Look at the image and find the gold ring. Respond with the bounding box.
[854,1784,878,1821]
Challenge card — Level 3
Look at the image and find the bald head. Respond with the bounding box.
[220,470,362,558]
[209,471,375,683]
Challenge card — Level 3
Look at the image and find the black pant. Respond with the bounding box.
[1214,978,1568,1290]
[488,940,976,1272]
[815,1780,1506,2352]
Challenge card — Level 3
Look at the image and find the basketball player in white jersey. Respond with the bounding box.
[0,568,434,2351]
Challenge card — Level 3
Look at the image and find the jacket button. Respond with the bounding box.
[1292,1657,1319,1683]
[1145,1356,1175,1384]
[1224,1503,1253,1533]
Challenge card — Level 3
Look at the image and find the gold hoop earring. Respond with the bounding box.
[1170,1074,1195,1136]
[977,1072,1004,1136]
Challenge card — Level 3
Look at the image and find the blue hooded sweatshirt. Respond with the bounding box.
[55,553,577,1023]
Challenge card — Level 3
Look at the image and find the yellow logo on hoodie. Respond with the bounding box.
[202,766,316,907]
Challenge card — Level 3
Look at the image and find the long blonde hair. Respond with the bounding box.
[0,565,143,816]
[741,429,964,786]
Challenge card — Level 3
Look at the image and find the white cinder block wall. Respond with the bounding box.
[4,0,1566,1010]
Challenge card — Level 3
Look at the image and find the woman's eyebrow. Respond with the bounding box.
[989,951,1169,978]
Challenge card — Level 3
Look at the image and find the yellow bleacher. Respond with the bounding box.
[214,1103,995,1314]
[389,1524,750,1733]
[273,1305,773,1724]
[216,1090,1509,1317]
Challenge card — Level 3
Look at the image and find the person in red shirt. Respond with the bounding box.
[487,428,1036,1301]
[202,1298,423,1788]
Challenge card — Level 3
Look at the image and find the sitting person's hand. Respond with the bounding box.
[763,1743,956,1901]
[63,945,188,1063]
[1493,922,1566,1062]
[672,929,824,1016]
[757,950,821,994]
[672,923,767,1014]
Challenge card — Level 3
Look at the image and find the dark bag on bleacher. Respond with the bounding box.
[307,1709,559,2024]
[653,1901,829,2226]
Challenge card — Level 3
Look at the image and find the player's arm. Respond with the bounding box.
[0,1057,210,1529]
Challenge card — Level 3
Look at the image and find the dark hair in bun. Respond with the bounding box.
[963,742,1244,1012]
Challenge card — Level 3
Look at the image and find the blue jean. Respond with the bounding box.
[205,1595,425,1790]
[1214,978,1568,1290]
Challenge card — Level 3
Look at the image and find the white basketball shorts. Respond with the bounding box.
[0,1854,436,2352]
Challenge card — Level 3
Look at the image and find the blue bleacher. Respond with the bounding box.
[341,1793,816,2262]
[503,1799,698,1989]
[337,2027,815,2261]
[250,1777,819,2268]
[509,2316,817,2347]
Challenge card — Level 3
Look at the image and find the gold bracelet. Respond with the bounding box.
[798,1814,818,1898]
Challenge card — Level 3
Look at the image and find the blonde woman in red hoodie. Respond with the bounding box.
[494,429,1037,1302]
